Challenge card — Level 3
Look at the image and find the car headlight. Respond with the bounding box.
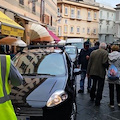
[46,90,68,107]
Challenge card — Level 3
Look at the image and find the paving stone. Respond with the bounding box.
[76,75,120,120]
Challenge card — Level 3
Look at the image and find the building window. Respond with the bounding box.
[107,12,109,19]
[77,27,80,33]
[58,7,60,16]
[100,11,102,18]
[119,12,120,20]
[71,8,75,18]
[93,29,96,34]
[83,28,85,33]
[65,19,67,24]
[65,7,68,15]
[100,25,101,32]
[19,0,24,5]
[94,12,97,19]
[64,26,68,33]
[51,15,52,26]
[58,26,61,36]
[106,21,109,25]
[88,11,91,18]
[87,28,90,34]
[88,11,91,21]
[70,26,74,33]
[119,24,120,34]
[32,2,36,13]
[107,26,109,32]
[58,20,61,24]
[118,24,120,34]
[77,9,81,18]
[40,0,45,22]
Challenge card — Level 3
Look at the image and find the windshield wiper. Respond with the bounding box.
[37,73,55,76]
[22,73,55,76]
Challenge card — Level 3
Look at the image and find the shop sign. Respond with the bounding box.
[1,25,24,37]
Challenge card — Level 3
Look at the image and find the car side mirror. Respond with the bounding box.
[74,68,81,75]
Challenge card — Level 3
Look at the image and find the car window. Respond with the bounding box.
[37,53,66,75]
[71,43,83,49]
[65,47,76,54]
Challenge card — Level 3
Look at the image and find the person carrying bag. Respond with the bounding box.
[107,45,120,108]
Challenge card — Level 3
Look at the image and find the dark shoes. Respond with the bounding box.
[78,89,84,93]
[95,103,100,106]
[95,101,100,106]
[90,98,94,101]
[87,88,91,93]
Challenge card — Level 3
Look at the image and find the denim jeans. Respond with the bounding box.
[80,70,91,90]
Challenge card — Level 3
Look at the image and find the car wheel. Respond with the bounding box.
[70,101,77,120]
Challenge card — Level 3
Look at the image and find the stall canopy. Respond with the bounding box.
[12,39,27,47]
[0,11,24,37]
[0,36,17,45]
[47,30,60,43]
[30,23,53,42]
[0,36,27,47]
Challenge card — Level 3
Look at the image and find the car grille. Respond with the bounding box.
[17,107,43,117]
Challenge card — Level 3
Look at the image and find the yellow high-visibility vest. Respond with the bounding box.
[0,55,17,120]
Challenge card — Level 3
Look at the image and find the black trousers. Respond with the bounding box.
[109,83,120,105]
[90,75,105,104]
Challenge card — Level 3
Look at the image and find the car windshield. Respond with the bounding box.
[13,52,66,76]
[37,53,66,75]
[65,47,76,54]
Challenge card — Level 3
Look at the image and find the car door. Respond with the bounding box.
[64,53,75,96]
[64,53,77,120]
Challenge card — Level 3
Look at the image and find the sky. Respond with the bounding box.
[96,0,120,8]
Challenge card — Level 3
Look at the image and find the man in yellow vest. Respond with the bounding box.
[0,55,23,120]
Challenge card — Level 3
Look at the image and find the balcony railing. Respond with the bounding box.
[70,15,75,19]
[87,17,92,22]
[76,16,82,20]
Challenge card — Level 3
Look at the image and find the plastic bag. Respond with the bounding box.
[107,64,119,80]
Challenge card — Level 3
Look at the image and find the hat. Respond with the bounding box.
[84,41,90,46]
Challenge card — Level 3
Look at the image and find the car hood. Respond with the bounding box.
[11,75,67,108]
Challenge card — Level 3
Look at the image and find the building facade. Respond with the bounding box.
[57,0,99,44]
[115,4,120,42]
[0,0,57,44]
[99,4,116,44]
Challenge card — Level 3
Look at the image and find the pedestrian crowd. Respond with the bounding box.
[77,41,120,108]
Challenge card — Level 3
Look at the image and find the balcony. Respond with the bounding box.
[70,15,76,19]
[99,17,104,21]
[106,17,111,22]
[115,21,120,24]
[76,16,82,20]
[87,17,92,22]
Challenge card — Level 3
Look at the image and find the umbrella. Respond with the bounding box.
[0,36,17,45]
[12,39,27,47]
[30,23,53,42]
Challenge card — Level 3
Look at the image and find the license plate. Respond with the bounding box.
[17,116,30,120]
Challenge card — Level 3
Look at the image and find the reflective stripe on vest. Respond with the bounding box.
[0,55,10,104]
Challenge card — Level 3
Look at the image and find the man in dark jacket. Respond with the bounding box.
[87,42,108,106]
[90,41,100,51]
[77,41,92,93]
